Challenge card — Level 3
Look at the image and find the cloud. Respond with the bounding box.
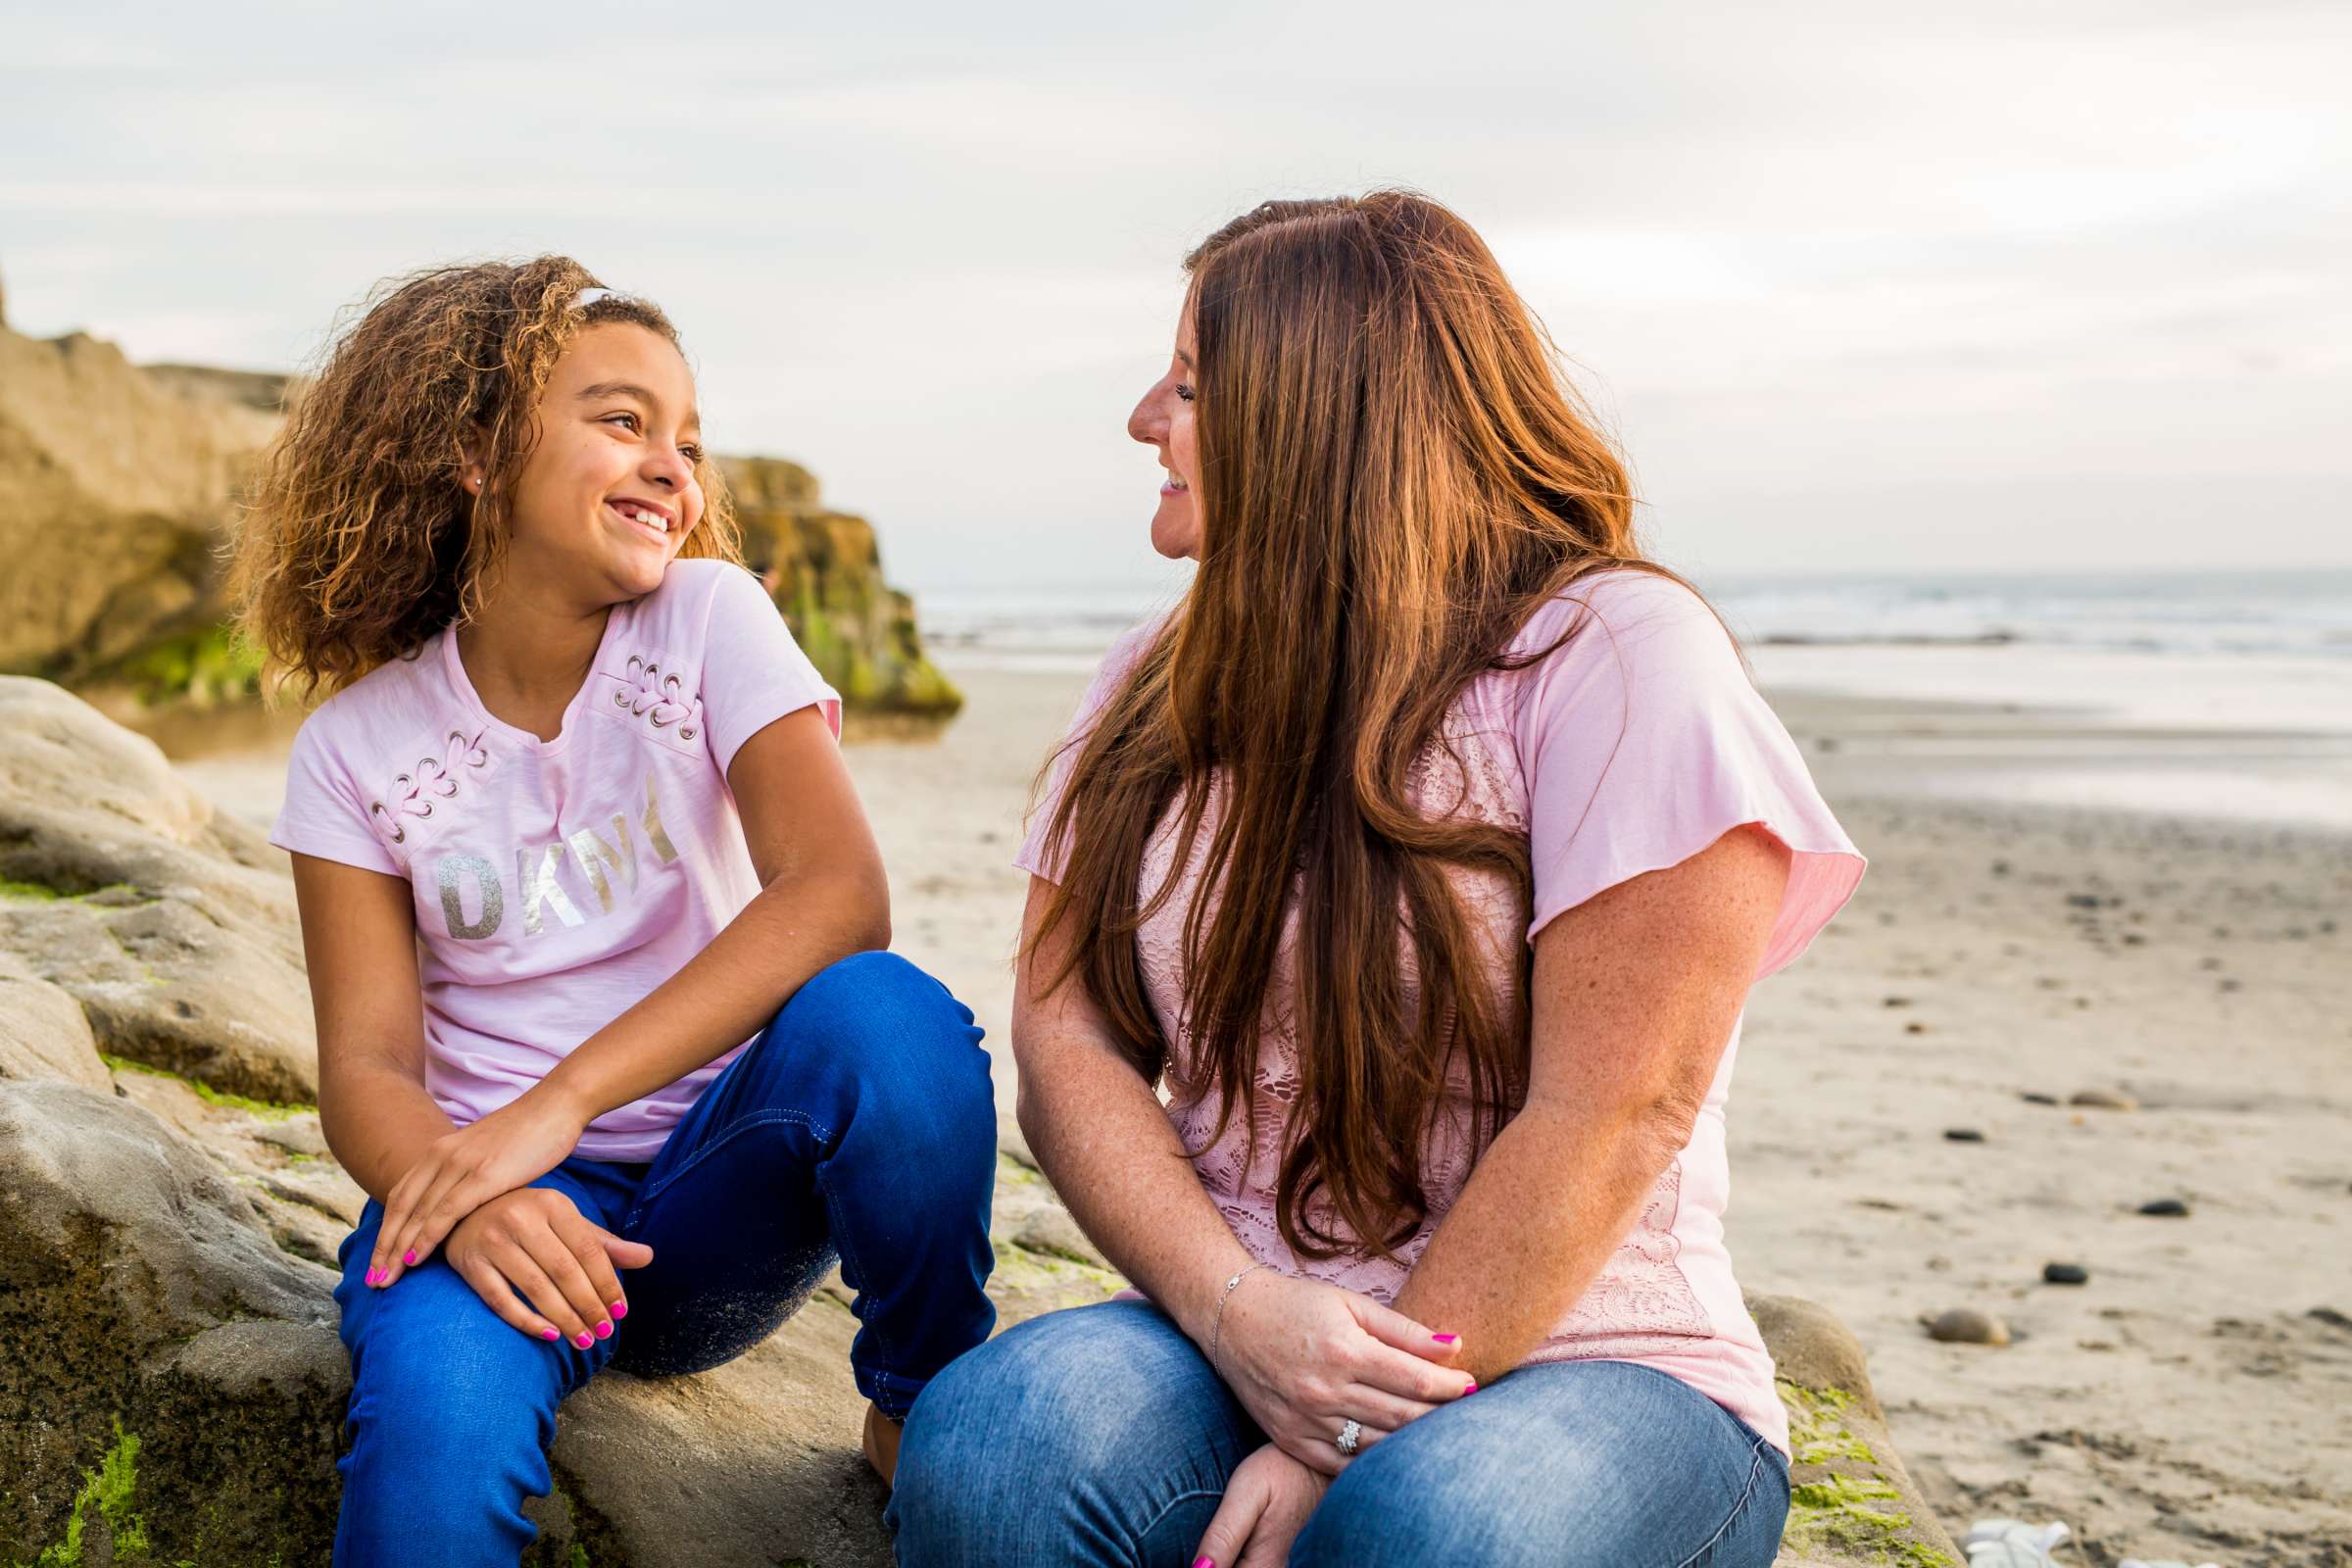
[4,0,2344,583]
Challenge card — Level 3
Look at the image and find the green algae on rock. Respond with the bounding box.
[100,1053,313,1122]
[1752,1297,1960,1568]
[720,456,961,719]
[18,1417,150,1568]
[89,622,270,709]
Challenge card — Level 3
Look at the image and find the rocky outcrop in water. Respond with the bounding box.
[720,457,961,718]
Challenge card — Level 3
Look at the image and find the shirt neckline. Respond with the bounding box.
[441,599,631,757]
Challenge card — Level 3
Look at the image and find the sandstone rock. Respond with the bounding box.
[0,1069,1960,1565]
[721,455,962,718]
[1754,1295,1964,1567]
[0,301,956,721]
[0,676,318,1102]
[1924,1307,2012,1346]
[0,949,111,1091]
[0,317,279,686]
[0,1078,345,1564]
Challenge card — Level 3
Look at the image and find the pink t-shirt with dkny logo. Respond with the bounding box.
[269,559,841,1159]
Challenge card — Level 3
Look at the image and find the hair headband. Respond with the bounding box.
[569,286,615,313]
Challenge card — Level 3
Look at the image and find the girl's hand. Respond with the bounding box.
[1211,1272,1474,1475]
[443,1188,655,1346]
[1193,1444,1328,1568]
[367,1088,591,1288]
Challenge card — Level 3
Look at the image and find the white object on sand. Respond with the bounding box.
[1964,1520,2073,1567]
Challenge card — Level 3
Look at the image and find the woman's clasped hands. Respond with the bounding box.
[1193,1270,1475,1566]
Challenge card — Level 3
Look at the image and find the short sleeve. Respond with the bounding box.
[1513,572,1866,982]
[698,564,844,777]
[1013,617,1165,885]
[268,714,406,878]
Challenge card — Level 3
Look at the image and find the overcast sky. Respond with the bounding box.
[6,1,2345,595]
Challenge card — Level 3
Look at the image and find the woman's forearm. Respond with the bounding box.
[1015,1036,1255,1348]
[1388,1098,1689,1385]
[536,865,890,1128]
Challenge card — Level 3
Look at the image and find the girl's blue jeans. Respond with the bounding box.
[886,1298,1791,1567]
[329,951,998,1567]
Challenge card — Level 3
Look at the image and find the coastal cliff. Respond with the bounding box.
[0,288,957,720]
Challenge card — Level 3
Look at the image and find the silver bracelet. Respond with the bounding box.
[1206,1261,1270,1371]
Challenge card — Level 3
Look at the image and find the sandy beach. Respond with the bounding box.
[171,653,2352,1566]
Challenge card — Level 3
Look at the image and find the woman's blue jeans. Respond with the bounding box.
[887,1298,1790,1567]
[329,951,998,1567]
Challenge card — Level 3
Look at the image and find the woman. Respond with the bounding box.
[887,194,1866,1566]
[233,259,997,1564]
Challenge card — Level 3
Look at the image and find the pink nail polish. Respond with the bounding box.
[364,1268,377,1285]
[1464,1381,1479,1395]
[610,1300,628,1320]
[1194,1558,1217,1568]
[403,1250,417,1266]
[1432,1332,1458,1345]
[542,1328,561,1341]
[573,1332,593,1348]
[595,1321,613,1340]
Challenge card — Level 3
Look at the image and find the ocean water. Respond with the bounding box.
[920,568,2352,672]
[1702,569,2352,661]
[917,569,2352,828]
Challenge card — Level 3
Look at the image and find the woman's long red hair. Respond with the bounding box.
[1028,192,1699,1260]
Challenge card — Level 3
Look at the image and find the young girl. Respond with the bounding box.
[888,194,1866,1566]
[231,259,997,1565]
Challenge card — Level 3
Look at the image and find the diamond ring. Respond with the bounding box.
[1336,1419,1361,1457]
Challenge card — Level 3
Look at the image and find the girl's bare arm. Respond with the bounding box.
[532,704,890,1122]
[291,851,455,1203]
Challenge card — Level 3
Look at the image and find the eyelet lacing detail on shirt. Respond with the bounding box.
[368,725,490,847]
[612,653,704,741]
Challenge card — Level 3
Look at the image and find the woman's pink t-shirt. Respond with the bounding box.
[1016,569,1867,1454]
[269,559,842,1160]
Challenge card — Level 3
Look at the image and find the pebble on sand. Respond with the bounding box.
[2070,1088,2139,1111]
[1944,1128,1986,1143]
[2138,1198,2191,1217]
[1925,1308,2011,1347]
[2020,1092,2060,1105]
[2043,1262,2090,1285]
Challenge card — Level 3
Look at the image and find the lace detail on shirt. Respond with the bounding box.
[367,725,490,848]
[610,653,703,741]
[1139,710,1712,1354]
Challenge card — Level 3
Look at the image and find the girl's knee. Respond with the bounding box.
[345,1268,564,1432]
[789,956,993,1148]
[788,951,958,1033]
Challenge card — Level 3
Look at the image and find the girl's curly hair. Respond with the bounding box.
[228,256,744,703]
